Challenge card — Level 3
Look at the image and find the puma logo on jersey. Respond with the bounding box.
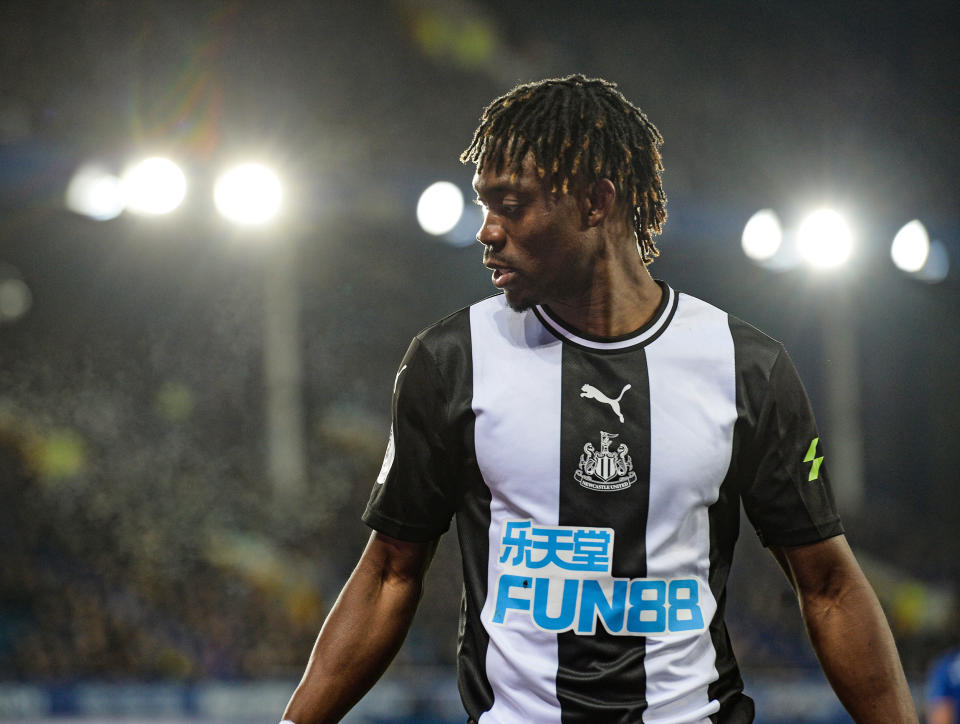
[580,383,631,423]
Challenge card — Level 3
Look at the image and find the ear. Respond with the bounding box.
[582,178,617,228]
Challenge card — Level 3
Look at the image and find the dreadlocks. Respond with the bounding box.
[460,74,666,265]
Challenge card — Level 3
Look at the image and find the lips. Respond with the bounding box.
[489,266,517,288]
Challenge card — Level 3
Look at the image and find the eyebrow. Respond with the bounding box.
[472,179,532,198]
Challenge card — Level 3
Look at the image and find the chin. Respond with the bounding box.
[504,291,536,312]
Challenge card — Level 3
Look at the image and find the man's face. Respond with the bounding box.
[473,153,591,312]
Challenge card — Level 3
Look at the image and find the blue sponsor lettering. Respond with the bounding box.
[492,575,705,636]
[498,520,612,573]
[668,578,705,631]
[493,520,705,636]
[578,579,627,634]
[626,579,667,634]
[532,578,579,631]
[492,575,531,624]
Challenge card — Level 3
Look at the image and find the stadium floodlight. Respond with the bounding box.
[65,164,125,221]
[214,163,283,226]
[416,181,464,236]
[915,240,950,284]
[890,219,930,273]
[796,208,853,270]
[741,209,783,263]
[122,157,187,215]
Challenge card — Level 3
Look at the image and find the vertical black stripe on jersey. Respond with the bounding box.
[556,345,651,723]
[703,315,774,724]
[456,458,495,718]
[429,310,496,720]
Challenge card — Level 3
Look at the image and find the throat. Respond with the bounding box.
[547,279,664,338]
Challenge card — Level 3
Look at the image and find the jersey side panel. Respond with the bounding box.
[360,304,496,716]
[699,316,777,722]
[471,297,565,724]
[429,308,495,719]
[642,293,737,723]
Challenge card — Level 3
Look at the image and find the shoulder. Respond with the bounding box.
[414,295,504,348]
[407,294,507,386]
[671,287,785,371]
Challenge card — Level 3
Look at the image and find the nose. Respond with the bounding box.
[476,210,505,247]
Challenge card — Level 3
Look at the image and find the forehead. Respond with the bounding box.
[472,152,544,196]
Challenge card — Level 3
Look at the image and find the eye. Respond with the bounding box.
[473,196,521,218]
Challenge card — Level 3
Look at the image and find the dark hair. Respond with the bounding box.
[460,74,666,265]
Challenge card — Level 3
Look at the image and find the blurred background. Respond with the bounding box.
[0,1,957,722]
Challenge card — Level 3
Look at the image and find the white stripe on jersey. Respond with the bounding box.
[471,296,565,724]
[469,292,738,723]
[642,293,737,723]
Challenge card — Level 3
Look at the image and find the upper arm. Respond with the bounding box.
[769,534,864,603]
[356,530,439,588]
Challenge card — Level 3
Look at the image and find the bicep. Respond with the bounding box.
[357,530,439,588]
[768,534,862,603]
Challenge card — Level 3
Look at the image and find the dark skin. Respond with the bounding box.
[283,531,437,723]
[282,154,918,723]
[473,153,662,335]
[771,537,917,723]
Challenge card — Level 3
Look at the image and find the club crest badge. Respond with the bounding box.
[575,431,637,492]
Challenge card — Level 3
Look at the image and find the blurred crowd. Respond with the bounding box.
[1,302,956,685]
[0,0,956,690]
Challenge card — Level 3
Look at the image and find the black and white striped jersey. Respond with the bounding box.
[363,282,843,724]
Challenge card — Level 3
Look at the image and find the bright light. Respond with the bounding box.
[915,240,950,284]
[214,163,283,225]
[890,220,930,273]
[122,157,187,215]
[65,164,125,220]
[741,209,783,262]
[797,208,853,269]
[417,181,464,236]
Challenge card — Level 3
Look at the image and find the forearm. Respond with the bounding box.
[800,571,917,723]
[283,535,433,724]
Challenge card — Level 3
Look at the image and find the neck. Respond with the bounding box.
[546,236,663,337]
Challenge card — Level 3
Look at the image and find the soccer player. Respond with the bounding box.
[281,75,917,723]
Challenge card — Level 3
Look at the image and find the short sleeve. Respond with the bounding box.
[740,347,844,547]
[362,336,458,541]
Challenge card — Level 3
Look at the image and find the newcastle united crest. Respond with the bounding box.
[575,431,637,492]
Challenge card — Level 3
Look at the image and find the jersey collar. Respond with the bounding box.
[532,281,677,352]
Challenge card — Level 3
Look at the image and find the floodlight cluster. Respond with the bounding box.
[741,208,949,283]
[66,157,283,226]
